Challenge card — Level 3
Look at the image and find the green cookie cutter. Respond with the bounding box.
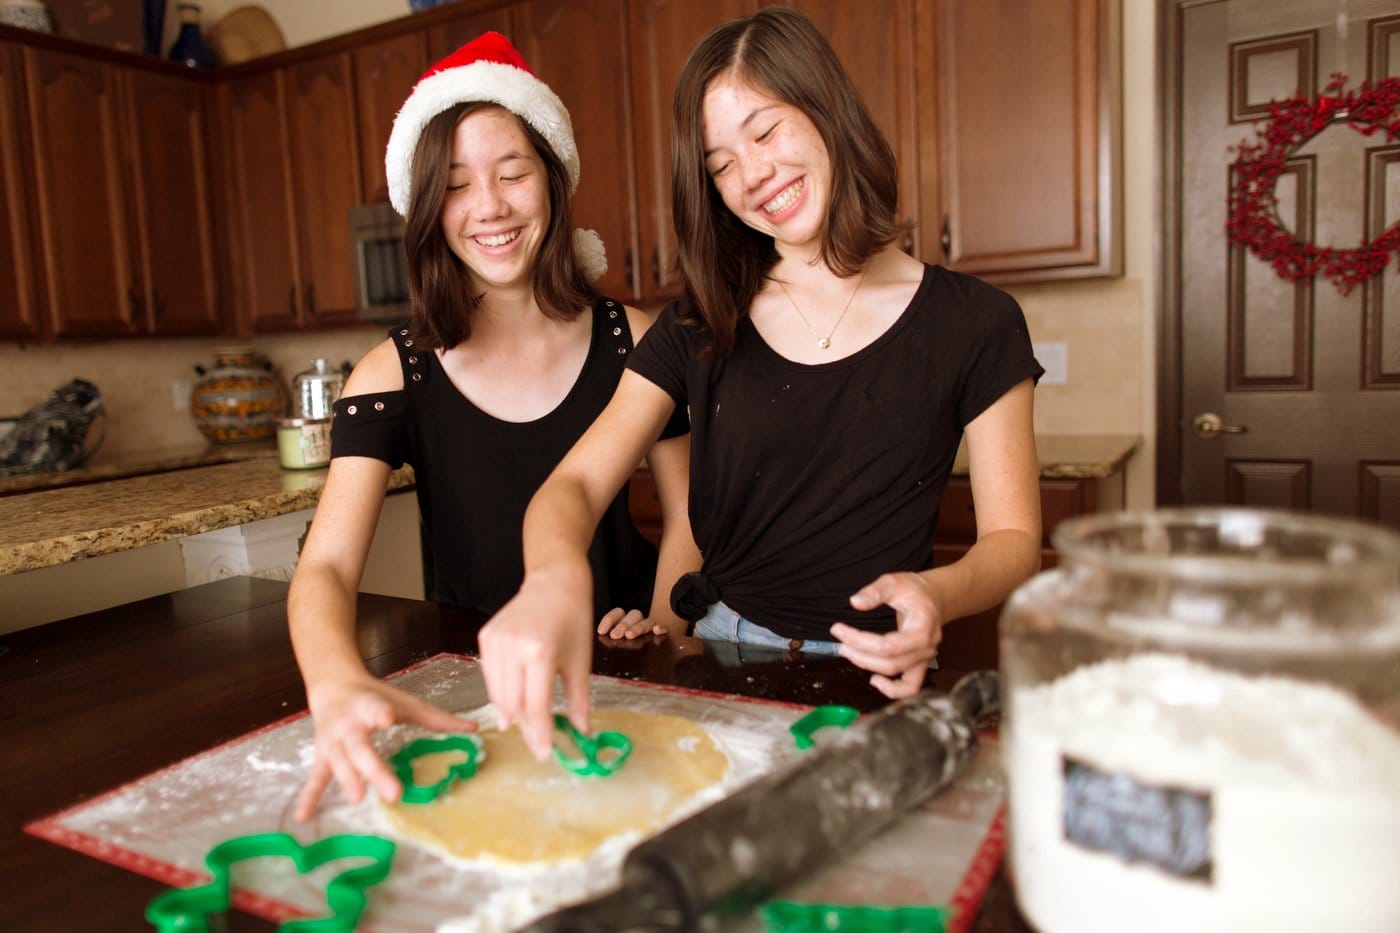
[762,901,950,932]
[145,831,395,933]
[389,733,486,804]
[551,714,633,777]
[789,704,860,750]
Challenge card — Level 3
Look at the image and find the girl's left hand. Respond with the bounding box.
[831,572,942,698]
[596,607,669,640]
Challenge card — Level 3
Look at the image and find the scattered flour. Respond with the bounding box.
[1007,654,1400,933]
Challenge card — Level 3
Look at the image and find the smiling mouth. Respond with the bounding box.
[473,230,520,248]
[762,179,804,215]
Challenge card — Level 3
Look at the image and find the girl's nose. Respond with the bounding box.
[469,183,509,219]
[740,154,774,191]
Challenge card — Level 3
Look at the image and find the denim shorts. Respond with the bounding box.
[693,601,842,657]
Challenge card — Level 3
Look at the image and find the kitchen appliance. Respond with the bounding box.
[291,358,345,420]
[350,203,410,322]
[526,671,998,931]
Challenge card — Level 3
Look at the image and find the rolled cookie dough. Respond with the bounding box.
[382,708,729,864]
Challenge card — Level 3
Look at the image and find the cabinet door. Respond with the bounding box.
[223,70,301,332]
[0,45,40,340]
[123,69,220,336]
[923,0,1118,281]
[285,52,362,327]
[354,32,427,205]
[425,7,516,62]
[22,48,140,338]
[785,0,922,256]
[518,0,637,301]
[628,0,754,304]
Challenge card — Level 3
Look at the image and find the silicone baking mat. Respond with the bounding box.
[26,653,1005,932]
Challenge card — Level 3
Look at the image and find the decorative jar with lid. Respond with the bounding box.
[190,347,288,443]
[1000,508,1400,933]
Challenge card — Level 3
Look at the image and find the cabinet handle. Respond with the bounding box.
[623,248,633,289]
[305,283,316,314]
[289,286,297,315]
[651,247,660,288]
[127,287,142,318]
[940,214,951,257]
[152,291,164,323]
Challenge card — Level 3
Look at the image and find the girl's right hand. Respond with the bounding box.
[294,675,475,820]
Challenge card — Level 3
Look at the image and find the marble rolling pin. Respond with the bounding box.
[525,670,999,932]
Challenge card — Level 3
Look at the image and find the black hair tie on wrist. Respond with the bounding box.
[670,571,722,622]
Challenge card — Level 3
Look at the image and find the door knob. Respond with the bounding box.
[1193,412,1247,438]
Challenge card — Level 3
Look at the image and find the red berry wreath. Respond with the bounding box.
[1226,74,1400,294]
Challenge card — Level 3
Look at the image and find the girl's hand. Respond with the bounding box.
[477,576,594,762]
[832,572,943,698]
[295,676,474,820]
[596,607,669,640]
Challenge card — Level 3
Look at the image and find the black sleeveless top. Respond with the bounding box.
[330,297,686,617]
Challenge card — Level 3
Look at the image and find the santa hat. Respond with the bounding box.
[385,32,605,279]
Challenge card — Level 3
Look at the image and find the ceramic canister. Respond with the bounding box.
[190,347,289,443]
[276,417,331,469]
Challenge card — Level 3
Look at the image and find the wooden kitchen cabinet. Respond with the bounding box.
[20,46,219,339]
[519,0,638,300]
[353,32,429,205]
[21,47,139,338]
[919,0,1120,281]
[627,0,753,304]
[0,44,40,341]
[123,69,221,336]
[222,53,362,332]
[934,473,1124,671]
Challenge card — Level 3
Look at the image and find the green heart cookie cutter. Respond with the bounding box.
[145,831,395,932]
[389,733,486,804]
[789,704,860,750]
[551,714,633,777]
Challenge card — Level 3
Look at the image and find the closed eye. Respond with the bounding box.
[756,121,780,142]
[710,160,732,178]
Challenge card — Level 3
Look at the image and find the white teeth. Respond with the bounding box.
[474,230,519,247]
[762,179,803,214]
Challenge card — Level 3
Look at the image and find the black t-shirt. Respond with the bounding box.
[330,297,688,617]
[627,264,1043,640]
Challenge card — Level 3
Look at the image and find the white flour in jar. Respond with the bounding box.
[1007,654,1400,933]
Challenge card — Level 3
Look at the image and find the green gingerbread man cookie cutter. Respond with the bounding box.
[145,831,395,932]
[388,733,486,804]
[551,714,633,777]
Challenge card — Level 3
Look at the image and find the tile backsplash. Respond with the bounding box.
[0,327,386,459]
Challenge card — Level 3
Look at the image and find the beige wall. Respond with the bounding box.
[16,0,1160,505]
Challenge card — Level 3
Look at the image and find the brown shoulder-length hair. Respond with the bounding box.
[671,6,901,357]
[404,101,596,351]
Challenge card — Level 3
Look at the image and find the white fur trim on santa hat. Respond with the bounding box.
[385,60,580,217]
[573,228,607,282]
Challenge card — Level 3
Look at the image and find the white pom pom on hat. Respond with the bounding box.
[386,31,579,214]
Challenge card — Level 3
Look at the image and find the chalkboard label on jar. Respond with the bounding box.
[1061,756,1214,882]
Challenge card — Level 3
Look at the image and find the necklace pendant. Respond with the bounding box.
[818,337,830,350]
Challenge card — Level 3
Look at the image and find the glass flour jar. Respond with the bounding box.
[1000,508,1400,933]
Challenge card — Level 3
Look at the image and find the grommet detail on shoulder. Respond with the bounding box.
[617,347,627,355]
[606,300,615,306]
[404,339,414,347]
[374,401,385,411]
[347,405,358,415]
[609,310,618,319]
[399,328,409,336]
[408,356,418,364]
[412,372,423,382]
[612,327,622,336]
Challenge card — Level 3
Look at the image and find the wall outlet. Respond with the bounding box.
[172,379,193,412]
[1033,341,1068,386]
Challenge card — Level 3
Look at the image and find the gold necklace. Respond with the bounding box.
[776,269,866,350]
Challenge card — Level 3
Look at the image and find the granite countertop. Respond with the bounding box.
[0,433,1136,578]
[0,440,282,496]
[954,433,1138,480]
[0,458,415,576]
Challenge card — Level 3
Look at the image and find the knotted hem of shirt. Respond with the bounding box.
[670,571,722,624]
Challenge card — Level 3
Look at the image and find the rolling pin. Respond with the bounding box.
[524,670,999,932]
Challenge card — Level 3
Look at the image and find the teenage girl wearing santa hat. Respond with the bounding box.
[287,32,697,819]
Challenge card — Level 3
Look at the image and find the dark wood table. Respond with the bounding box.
[0,576,1031,931]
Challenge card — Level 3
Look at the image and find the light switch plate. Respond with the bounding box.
[1033,341,1068,386]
